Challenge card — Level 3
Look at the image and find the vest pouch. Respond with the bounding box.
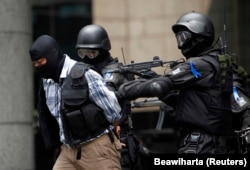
[62,89,88,107]
[81,103,110,134]
[66,109,87,137]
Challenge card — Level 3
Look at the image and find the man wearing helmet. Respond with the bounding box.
[75,25,129,89]
[76,25,149,169]
[230,59,250,154]
[172,12,250,154]
[117,12,234,154]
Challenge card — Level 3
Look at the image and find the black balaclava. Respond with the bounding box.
[82,49,113,73]
[29,35,65,82]
[181,36,212,58]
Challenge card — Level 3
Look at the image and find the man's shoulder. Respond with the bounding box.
[106,58,123,67]
[73,61,91,68]
[69,62,93,77]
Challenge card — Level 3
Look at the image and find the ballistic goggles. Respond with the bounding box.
[77,49,100,59]
[176,31,192,49]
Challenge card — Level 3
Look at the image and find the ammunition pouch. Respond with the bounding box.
[64,103,110,138]
[65,109,86,137]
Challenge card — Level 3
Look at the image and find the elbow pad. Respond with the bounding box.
[150,82,165,97]
[142,77,173,97]
[118,79,148,100]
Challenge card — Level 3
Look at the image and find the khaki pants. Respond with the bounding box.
[53,133,121,170]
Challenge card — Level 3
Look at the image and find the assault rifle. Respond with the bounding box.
[108,56,184,79]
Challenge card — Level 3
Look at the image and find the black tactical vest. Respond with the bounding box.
[176,54,233,135]
[60,62,110,147]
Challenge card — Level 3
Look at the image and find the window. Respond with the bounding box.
[32,1,92,60]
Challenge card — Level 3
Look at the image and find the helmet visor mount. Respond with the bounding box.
[77,49,99,59]
[176,31,192,49]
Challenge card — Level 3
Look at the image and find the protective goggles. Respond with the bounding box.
[77,49,99,59]
[176,31,192,48]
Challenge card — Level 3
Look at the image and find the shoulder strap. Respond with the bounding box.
[70,62,91,89]
[205,53,233,93]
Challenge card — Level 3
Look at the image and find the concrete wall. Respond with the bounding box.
[0,0,34,169]
[93,0,243,74]
[237,0,250,72]
[93,0,212,71]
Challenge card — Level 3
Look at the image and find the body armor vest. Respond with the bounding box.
[176,54,233,135]
[61,62,110,147]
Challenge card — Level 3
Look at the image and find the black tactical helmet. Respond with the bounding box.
[76,24,111,51]
[172,11,215,39]
[172,12,215,58]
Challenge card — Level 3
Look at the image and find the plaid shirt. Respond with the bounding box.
[43,55,121,144]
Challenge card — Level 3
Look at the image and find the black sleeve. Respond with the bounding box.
[166,58,216,89]
[159,90,179,109]
[38,80,61,150]
[118,77,173,100]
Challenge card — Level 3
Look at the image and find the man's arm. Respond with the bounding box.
[85,69,121,124]
[38,80,61,150]
[118,77,173,100]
